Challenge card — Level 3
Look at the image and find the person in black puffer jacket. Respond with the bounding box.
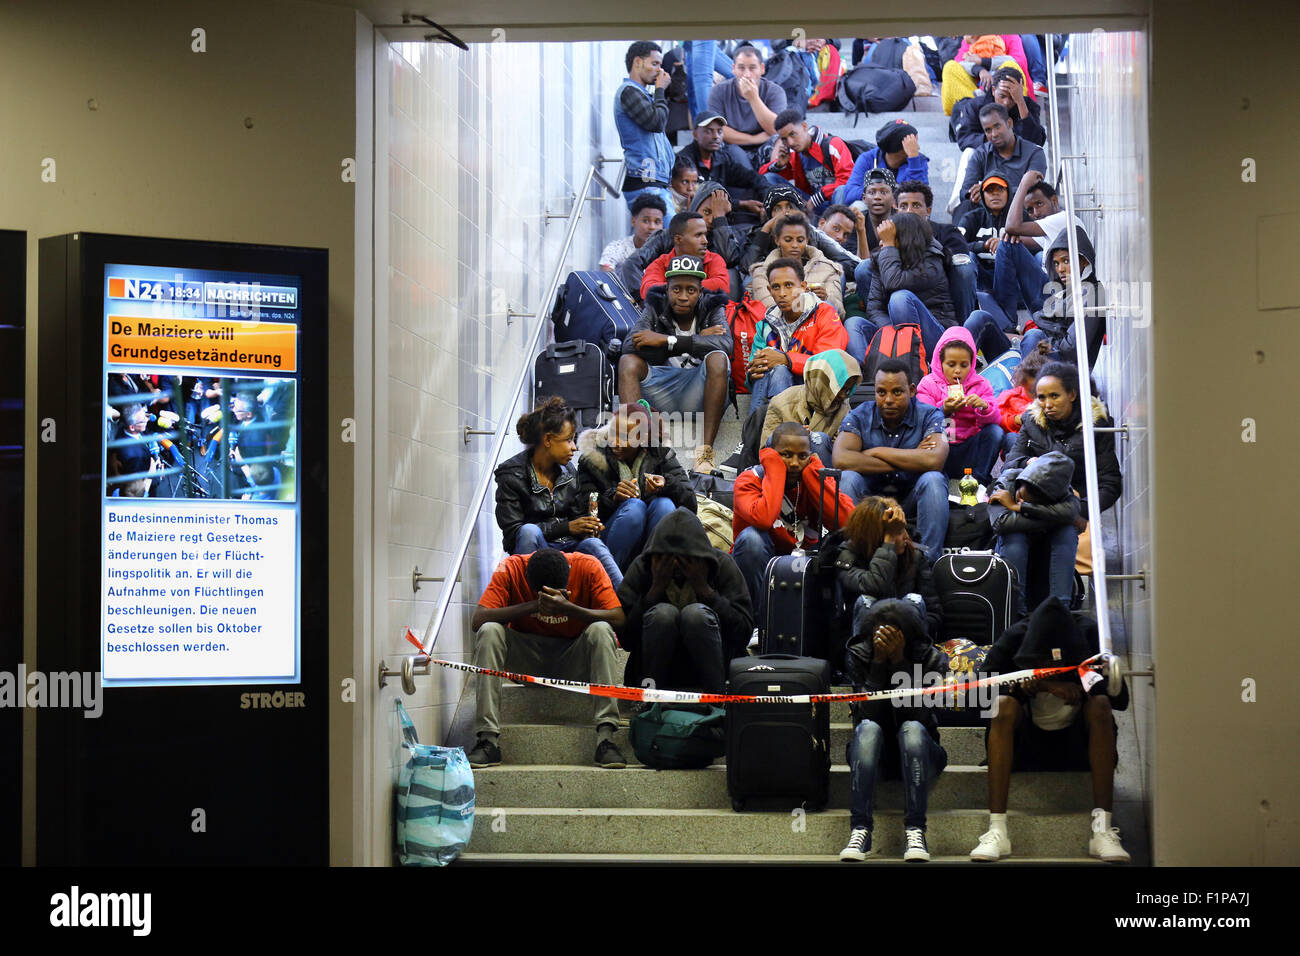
[1006,361,1121,578]
[838,597,948,863]
[576,404,697,573]
[867,212,956,360]
[493,397,624,587]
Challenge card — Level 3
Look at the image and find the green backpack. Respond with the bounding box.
[629,703,727,770]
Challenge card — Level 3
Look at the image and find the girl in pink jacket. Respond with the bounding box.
[916,326,1005,485]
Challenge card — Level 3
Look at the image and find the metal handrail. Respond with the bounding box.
[1048,36,1113,657]
[377,153,624,691]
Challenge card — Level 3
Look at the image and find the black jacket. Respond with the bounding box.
[958,204,1009,285]
[575,422,696,524]
[867,241,956,327]
[1007,396,1121,516]
[616,507,754,686]
[987,449,1080,534]
[619,204,741,301]
[676,141,770,214]
[493,450,585,554]
[1034,226,1106,368]
[842,598,945,770]
[834,541,944,641]
[620,288,733,365]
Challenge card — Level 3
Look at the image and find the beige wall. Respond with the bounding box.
[2,0,360,864]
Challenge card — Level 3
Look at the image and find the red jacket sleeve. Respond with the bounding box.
[997,388,1028,433]
[640,254,668,300]
[823,137,856,199]
[703,252,730,293]
[809,44,841,107]
[786,306,849,376]
[733,448,786,532]
[800,456,855,531]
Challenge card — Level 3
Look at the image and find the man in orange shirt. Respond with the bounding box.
[468,548,628,769]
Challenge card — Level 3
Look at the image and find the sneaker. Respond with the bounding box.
[594,739,628,769]
[970,828,1011,861]
[904,827,930,862]
[1034,81,1049,97]
[693,443,716,475]
[839,827,872,861]
[1090,811,1131,862]
[466,737,502,768]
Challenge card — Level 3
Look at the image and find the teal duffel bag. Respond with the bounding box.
[629,703,726,770]
[395,700,475,865]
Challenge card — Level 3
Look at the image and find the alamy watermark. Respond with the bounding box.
[889,665,1000,718]
[0,665,103,718]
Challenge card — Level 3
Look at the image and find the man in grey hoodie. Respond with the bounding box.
[987,449,1080,612]
[619,179,743,301]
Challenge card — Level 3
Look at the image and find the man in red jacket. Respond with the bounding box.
[640,211,730,301]
[731,421,853,625]
[760,109,856,217]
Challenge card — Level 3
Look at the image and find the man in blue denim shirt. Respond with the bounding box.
[832,359,950,558]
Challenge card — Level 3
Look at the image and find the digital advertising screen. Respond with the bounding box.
[99,264,302,687]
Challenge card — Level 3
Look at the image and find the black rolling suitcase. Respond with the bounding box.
[533,340,612,429]
[726,655,832,812]
[550,271,637,351]
[932,550,1018,645]
[761,468,844,658]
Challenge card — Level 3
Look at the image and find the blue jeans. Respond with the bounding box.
[852,593,926,639]
[603,495,677,571]
[837,469,949,559]
[965,309,1016,362]
[514,522,624,589]
[848,719,948,830]
[809,430,833,465]
[746,362,795,423]
[763,172,812,201]
[732,526,778,622]
[844,315,877,365]
[1000,428,1019,460]
[683,41,733,118]
[943,423,1005,486]
[948,258,979,330]
[882,290,947,360]
[853,259,875,309]
[624,185,676,214]
[993,241,1051,318]
[1021,35,1047,86]
[641,357,728,415]
[1019,328,1049,356]
[997,523,1079,610]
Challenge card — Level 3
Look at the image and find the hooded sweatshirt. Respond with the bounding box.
[687,179,742,267]
[987,449,1080,535]
[616,507,755,684]
[761,349,861,447]
[916,326,1001,444]
[1035,226,1106,368]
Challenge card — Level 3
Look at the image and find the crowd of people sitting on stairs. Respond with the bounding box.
[468,34,1130,864]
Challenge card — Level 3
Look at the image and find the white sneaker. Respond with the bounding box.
[839,827,871,861]
[903,827,930,862]
[1090,812,1131,863]
[747,629,760,655]
[970,828,1011,861]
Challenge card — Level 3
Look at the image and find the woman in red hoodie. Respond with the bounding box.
[993,341,1052,459]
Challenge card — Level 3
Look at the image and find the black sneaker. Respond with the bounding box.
[904,826,930,862]
[594,739,628,769]
[466,737,502,768]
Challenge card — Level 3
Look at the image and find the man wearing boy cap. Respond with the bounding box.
[836,119,930,206]
[676,111,769,225]
[619,253,732,474]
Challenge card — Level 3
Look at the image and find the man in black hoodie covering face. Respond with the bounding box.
[970,598,1131,863]
[616,507,753,694]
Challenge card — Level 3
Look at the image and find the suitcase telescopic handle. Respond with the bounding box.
[546,340,588,359]
[817,467,843,539]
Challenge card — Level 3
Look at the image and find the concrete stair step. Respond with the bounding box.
[495,723,988,767]
[473,764,1091,812]
[467,807,1097,857]
[457,852,1104,866]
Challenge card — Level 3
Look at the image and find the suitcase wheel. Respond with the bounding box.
[731,799,745,813]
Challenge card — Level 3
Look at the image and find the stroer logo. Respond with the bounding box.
[50,886,151,936]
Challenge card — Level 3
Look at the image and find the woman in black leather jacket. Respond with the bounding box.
[493,397,624,587]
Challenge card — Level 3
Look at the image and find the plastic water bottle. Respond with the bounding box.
[959,468,979,506]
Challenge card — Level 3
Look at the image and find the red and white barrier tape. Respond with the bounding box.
[425,654,1108,706]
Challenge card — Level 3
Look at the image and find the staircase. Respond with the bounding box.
[457,658,1103,864]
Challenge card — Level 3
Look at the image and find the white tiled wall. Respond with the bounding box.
[372,38,630,860]
[1061,30,1155,804]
